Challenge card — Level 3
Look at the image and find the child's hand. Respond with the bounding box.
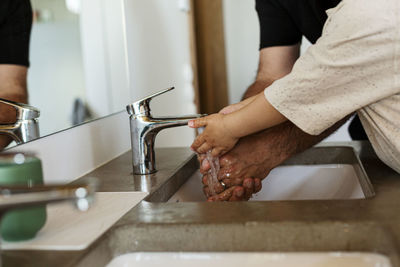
[188,114,239,157]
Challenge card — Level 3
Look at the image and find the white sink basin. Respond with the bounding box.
[107,252,391,267]
[168,164,368,202]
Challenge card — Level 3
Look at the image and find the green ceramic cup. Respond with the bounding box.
[0,153,47,242]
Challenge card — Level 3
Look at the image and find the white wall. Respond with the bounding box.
[222,0,351,142]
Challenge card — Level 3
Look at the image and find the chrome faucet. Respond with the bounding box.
[0,178,98,213]
[126,87,203,175]
[0,98,40,144]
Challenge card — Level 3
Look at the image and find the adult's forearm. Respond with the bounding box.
[275,118,349,161]
[0,89,28,149]
[0,65,29,149]
[0,66,27,92]
[242,79,274,100]
[0,65,28,122]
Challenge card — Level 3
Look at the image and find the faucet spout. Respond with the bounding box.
[129,114,203,175]
[127,87,205,175]
[148,115,202,130]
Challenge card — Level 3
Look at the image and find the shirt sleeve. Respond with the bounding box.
[256,0,302,50]
[264,0,400,135]
[0,0,33,67]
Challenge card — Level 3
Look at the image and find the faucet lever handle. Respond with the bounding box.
[127,87,175,116]
[0,98,40,121]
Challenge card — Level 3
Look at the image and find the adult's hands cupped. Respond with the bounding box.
[202,174,262,201]
[197,99,291,201]
[199,129,286,201]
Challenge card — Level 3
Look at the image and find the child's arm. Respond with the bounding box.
[189,92,287,156]
[218,94,257,114]
[224,92,287,137]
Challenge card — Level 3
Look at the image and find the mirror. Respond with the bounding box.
[29,0,90,137]
[2,0,199,150]
[1,0,96,150]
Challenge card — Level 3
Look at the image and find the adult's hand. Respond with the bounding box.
[200,119,345,201]
[200,124,289,201]
[199,97,291,201]
[199,96,274,201]
[203,176,262,201]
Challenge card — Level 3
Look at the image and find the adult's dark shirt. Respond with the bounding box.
[0,0,32,67]
[255,0,368,140]
[256,0,341,49]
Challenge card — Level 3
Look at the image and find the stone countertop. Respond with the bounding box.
[3,142,400,267]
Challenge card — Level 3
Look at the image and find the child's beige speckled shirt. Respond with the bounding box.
[264,0,400,173]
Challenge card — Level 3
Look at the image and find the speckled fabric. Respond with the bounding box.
[265,0,400,173]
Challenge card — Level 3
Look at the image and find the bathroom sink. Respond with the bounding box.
[167,146,374,202]
[169,165,364,202]
[107,252,391,267]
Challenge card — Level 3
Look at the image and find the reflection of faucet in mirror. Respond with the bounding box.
[0,98,40,146]
[0,178,98,266]
[0,178,97,214]
[126,87,204,175]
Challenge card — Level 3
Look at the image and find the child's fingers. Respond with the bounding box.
[188,117,208,128]
[191,135,205,151]
[197,143,212,154]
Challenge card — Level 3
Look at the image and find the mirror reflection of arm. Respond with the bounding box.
[0,0,32,149]
[0,65,28,103]
[0,65,29,149]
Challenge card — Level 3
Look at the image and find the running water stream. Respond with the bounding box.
[205,151,220,196]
